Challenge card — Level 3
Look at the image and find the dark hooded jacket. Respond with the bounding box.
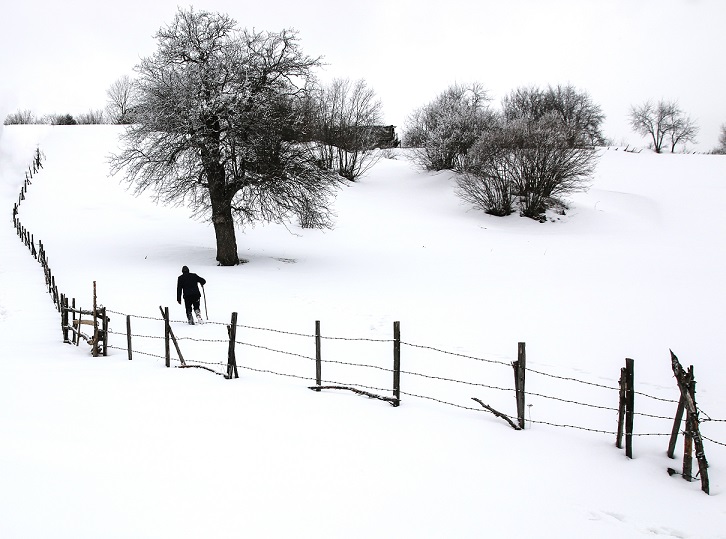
[177,268,206,303]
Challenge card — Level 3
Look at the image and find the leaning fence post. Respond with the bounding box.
[226,312,239,379]
[625,357,635,459]
[164,306,170,368]
[393,321,401,407]
[126,315,133,361]
[315,320,322,390]
[667,393,686,459]
[616,366,627,449]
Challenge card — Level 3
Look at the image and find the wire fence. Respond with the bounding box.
[101,307,726,447]
[9,147,726,481]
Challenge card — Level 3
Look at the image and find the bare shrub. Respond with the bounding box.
[76,109,107,124]
[4,109,36,125]
[459,114,597,220]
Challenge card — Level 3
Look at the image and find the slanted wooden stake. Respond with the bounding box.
[126,315,133,361]
[616,366,627,449]
[669,351,709,494]
[159,306,185,366]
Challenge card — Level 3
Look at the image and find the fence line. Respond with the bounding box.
[10,148,726,492]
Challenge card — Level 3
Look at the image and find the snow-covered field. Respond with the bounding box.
[1,125,725,538]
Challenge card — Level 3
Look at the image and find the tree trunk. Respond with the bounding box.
[206,160,239,266]
[212,202,238,266]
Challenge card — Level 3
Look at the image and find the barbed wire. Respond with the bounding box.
[634,391,679,404]
[526,367,618,391]
[702,435,726,448]
[401,341,511,367]
[106,330,695,423]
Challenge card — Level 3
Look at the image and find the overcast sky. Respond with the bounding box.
[1,0,724,150]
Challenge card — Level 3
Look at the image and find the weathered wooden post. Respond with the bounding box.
[512,342,527,429]
[61,295,70,344]
[101,307,108,357]
[315,320,322,391]
[393,321,401,407]
[667,368,689,459]
[164,306,170,368]
[226,312,239,379]
[126,315,133,361]
[91,281,99,357]
[625,358,635,459]
[669,351,709,494]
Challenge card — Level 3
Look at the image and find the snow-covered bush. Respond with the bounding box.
[458,113,598,219]
[404,83,495,172]
[502,84,606,148]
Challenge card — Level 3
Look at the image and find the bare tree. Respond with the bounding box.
[668,113,699,153]
[404,83,495,171]
[629,99,697,153]
[311,78,384,181]
[3,109,36,125]
[109,8,339,266]
[106,75,136,124]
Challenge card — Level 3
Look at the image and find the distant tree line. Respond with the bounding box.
[3,109,108,125]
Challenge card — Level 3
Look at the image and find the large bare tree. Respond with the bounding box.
[110,8,339,265]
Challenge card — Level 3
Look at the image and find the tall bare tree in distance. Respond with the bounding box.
[629,99,698,153]
[110,8,340,265]
[311,78,384,181]
[106,75,136,124]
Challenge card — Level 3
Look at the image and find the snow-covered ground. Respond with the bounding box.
[1,125,725,538]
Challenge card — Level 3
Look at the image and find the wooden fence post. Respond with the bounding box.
[101,307,108,357]
[625,358,635,459]
[72,299,79,346]
[126,315,133,361]
[226,312,239,379]
[669,351,709,494]
[61,295,70,343]
[164,306,170,368]
[315,320,322,390]
[512,342,527,429]
[91,281,99,357]
[393,321,401,407]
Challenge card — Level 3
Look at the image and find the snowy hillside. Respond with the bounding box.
[1,125,725,538]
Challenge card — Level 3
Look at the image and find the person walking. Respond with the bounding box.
[177,265,206,325]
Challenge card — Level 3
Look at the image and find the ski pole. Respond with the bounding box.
[202,284,208,320]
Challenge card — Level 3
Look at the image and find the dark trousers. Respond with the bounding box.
[184,295,201,320]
